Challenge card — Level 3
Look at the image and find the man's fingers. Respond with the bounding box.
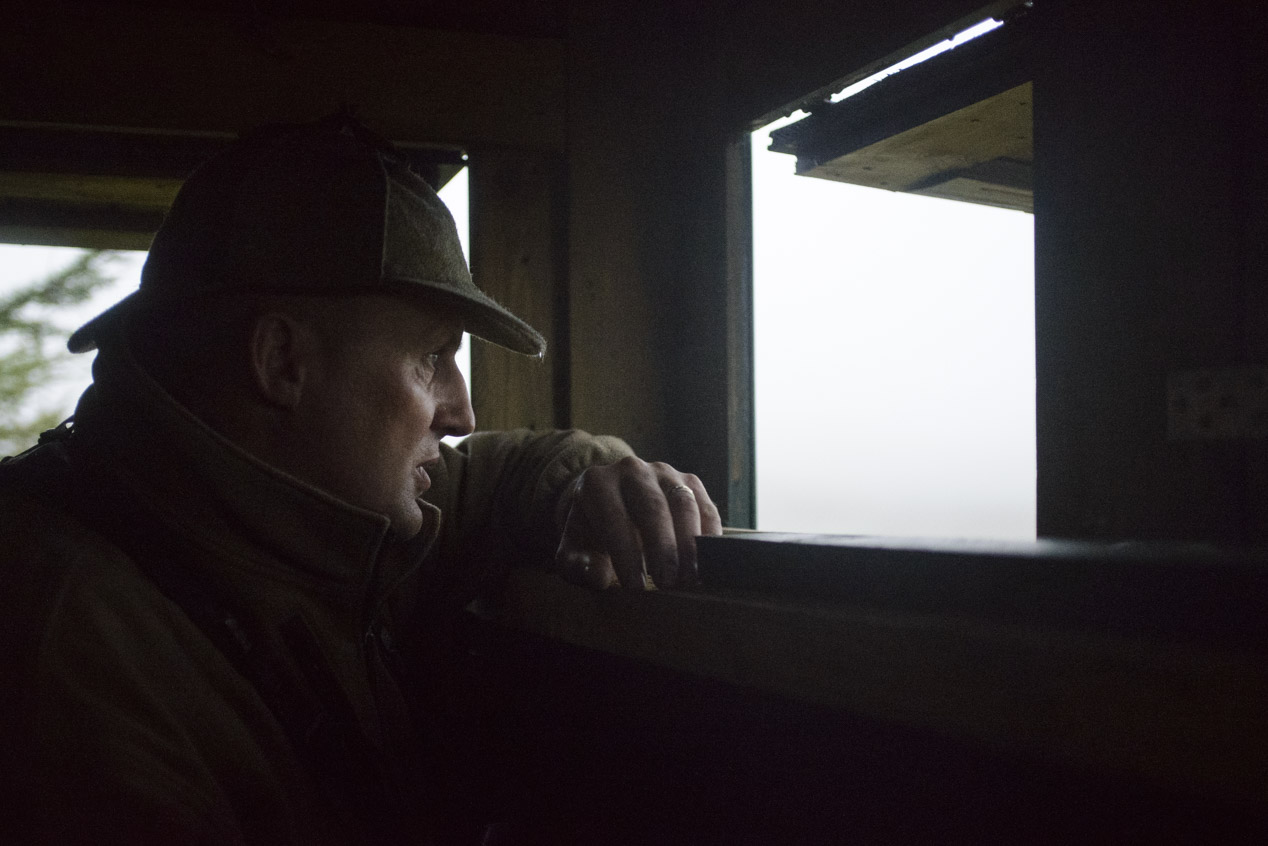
[555,486,628,590]
[663,481,702,585]
[556,460,721,591]
[687,473,723,537]
[576,468,650,590]
[621,465,681,588]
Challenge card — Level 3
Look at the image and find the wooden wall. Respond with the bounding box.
[468,147,568,433]
[1246,1,1268,543]
[1034,0,1268,542]
[0,3,566,148]
[563,4,738,516]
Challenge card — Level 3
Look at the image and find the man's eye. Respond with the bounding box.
[417,353,441,381]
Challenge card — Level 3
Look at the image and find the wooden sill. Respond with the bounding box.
[498,564,1268,810]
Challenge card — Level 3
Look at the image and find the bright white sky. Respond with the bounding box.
[752,117,1036,540]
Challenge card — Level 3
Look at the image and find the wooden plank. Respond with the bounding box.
[725,136,756,528]
[722,0,1020,129]
[698,533,1268,652]
[0,172,182,207]
[0,225,152,251]
[0,4,565,149]
[563,5,671,459]
[769,11,1031,164]
[498,567,1268,810]
[0,198,164,244]
[804,83,1033,211]
[564,1,737,518]
[468,147,567,431]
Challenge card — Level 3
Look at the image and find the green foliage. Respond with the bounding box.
[0,251,122,457]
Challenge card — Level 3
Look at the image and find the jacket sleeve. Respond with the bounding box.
[422,428,634,573]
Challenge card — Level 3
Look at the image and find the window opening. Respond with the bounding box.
[752,13,1035,540]
[436,164,473,445]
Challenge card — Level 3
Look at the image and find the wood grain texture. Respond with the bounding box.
[468,147,566,431]
[563,7,670,459]
[499,567,1268,809]
[564,1,739,518]
[0,3,565,149]
[724,137,756,527]
[0,172,181,207]
[806,83,1033,210]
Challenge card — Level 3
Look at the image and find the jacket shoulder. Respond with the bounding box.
[0,443,134,616]
[0,450,277,842]
[0,445,154,699]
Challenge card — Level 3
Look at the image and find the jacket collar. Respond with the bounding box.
[70,341,437,620]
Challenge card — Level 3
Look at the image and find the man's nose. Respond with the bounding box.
[435,372,476,438]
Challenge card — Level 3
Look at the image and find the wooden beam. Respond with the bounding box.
[725,135,756,528]
[768,11,1032,167]
[0,172,181,208]
[468,147,568,431]
[563,12,671,462]
[719,0,1019,130]
[0,224,153,251]
[563,2,742,520]
[499,566,1268,811]
[0,198,163,248]
[794,83,1034,212]
[0,3,565,149]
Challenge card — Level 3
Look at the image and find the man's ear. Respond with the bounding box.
[249,312,312,409]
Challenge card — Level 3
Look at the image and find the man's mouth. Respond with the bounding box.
[415,457,440,492]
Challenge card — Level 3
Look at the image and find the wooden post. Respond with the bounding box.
[468,147,569,431]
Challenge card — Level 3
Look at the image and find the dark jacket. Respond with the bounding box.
[0,344,631,844]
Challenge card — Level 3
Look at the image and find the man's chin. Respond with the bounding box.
[386,502,425,540]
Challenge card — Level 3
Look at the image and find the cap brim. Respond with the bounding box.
[382,278,546,357]
[68,282,547,358]
[67,291,145,354]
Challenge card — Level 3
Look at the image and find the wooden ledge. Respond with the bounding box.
[499,567,1268,809]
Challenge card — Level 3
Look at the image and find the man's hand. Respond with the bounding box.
[555,457,722,590]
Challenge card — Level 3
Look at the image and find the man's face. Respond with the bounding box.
[293,295,475,539]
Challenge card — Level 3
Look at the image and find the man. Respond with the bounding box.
[0,115,719,843]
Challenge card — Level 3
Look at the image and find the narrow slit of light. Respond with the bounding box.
[828,18,1005,103]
